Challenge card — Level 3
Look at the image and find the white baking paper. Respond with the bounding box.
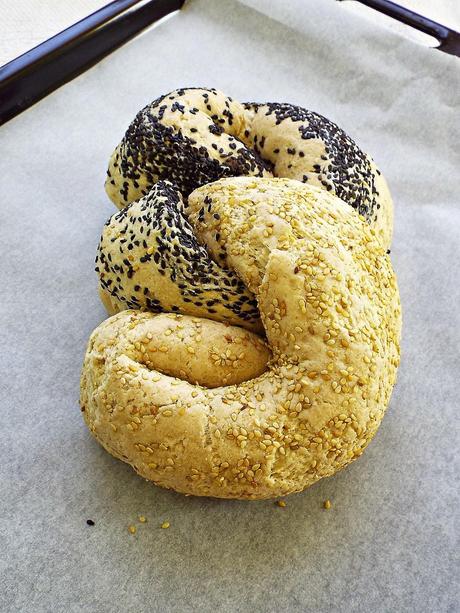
[1,0,459,611]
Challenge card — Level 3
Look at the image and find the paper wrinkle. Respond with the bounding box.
[1,0,459,611]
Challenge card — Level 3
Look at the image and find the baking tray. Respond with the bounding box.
[0,0,459,124]
[1,1,459,611]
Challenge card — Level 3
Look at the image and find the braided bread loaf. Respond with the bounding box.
[82,176,401,499]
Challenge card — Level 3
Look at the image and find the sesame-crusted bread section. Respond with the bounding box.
[105,88,392,247]
[81,177,400,499]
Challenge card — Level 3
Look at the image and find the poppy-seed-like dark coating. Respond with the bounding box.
[242,102,380,221]
[105,88,271,208]
[96,181,261,330]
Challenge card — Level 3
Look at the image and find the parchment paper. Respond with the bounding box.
[1,1,459,611]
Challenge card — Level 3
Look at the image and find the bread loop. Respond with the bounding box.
[106,88,393,246]
[82,176,401,499]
